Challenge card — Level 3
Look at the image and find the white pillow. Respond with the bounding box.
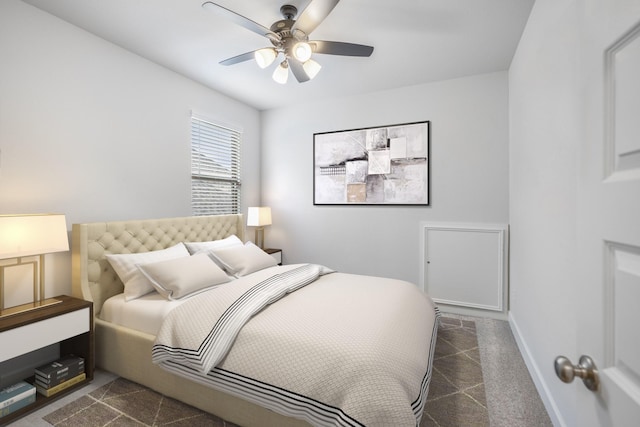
[106,243,190,301]
[184,235,243,255]
[138,253,231,300]
[209,241,278,277]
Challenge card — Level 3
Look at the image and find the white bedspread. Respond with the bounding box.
[152,264,440,427]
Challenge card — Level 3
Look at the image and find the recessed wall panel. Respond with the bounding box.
[606,24,640,179]
[606,243,640,397]
[422,223,508,313]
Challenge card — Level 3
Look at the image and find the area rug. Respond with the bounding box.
[42,377,234,426]
[44,316,487,427]
[421,316,489,427]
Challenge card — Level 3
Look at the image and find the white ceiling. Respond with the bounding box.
[22,0,535,111]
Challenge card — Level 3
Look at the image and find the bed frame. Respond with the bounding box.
[72,214,308,427]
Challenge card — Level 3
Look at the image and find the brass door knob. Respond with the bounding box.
[554,355,599,391]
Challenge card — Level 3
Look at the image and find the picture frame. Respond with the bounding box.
[313,121,430,205]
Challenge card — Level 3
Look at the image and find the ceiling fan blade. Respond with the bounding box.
[310,41,374,57]
[288,60,311,83]
[219,50,257,66]
[291,0,340,35]
[202,2,280,41]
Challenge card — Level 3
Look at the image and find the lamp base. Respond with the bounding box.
[0,298,62,319]
[254,227,266,249]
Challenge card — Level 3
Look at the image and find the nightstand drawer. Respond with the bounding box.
[0,307,90,362]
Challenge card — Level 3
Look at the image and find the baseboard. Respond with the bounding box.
[508,311,566,427]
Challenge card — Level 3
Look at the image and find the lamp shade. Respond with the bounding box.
[255,48,277,69]
[272,61,289,84]
[0,214,69,259]
[247,207,272,227]
[303,59,322,80]
[292,42,312,62]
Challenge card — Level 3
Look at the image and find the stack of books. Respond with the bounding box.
[0,381,36,418]
[34,355,85,397]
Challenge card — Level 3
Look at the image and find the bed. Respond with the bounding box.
[71,214,440,427]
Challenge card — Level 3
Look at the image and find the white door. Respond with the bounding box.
[572,0,640,425]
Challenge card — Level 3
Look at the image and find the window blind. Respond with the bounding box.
[191,115,241,215]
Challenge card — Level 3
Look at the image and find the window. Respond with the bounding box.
[191,114,241,215]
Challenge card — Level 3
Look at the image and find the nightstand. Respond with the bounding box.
[0,295,93,425]
[264,248,282,265]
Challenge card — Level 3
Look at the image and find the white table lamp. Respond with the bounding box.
[247,207,272,249]
[0,214,69,317]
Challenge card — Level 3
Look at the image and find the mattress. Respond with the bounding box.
[100,292,185,335]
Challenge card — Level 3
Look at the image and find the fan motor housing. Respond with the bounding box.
[270,20,294,36]
[269,4,300,44]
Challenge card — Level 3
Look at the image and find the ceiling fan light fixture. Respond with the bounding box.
[292,42,312,62]
[255,48,277,69]
[303,58,322,80]
[205,1,375,84]
[272,60,289,84]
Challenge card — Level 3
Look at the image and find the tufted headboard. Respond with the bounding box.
[71,214,244,316]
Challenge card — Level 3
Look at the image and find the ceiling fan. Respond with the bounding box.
[202,0,374,84]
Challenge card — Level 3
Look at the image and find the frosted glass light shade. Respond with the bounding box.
[0,214,68,259]
[247,207,272,227]
[293,42,312,62]
[255,48,277,69]
[303,59,322,80]
[272,61,289,84]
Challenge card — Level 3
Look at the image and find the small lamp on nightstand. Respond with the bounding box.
[0,214,69,318]
[247,207,271,249]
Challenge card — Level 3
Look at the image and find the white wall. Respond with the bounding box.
[0,0,261,306]
[509,0,580,425]
[261,71,509,288]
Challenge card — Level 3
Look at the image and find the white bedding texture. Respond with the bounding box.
[72,214,440,427]
[153,263,439,426]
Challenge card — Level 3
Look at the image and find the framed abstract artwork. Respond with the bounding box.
[313,121,430,205]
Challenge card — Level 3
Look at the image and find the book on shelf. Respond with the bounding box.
[35,372,86,398]
[34,355,84,388]
[0,381,36,418]
[35,364,84,389]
